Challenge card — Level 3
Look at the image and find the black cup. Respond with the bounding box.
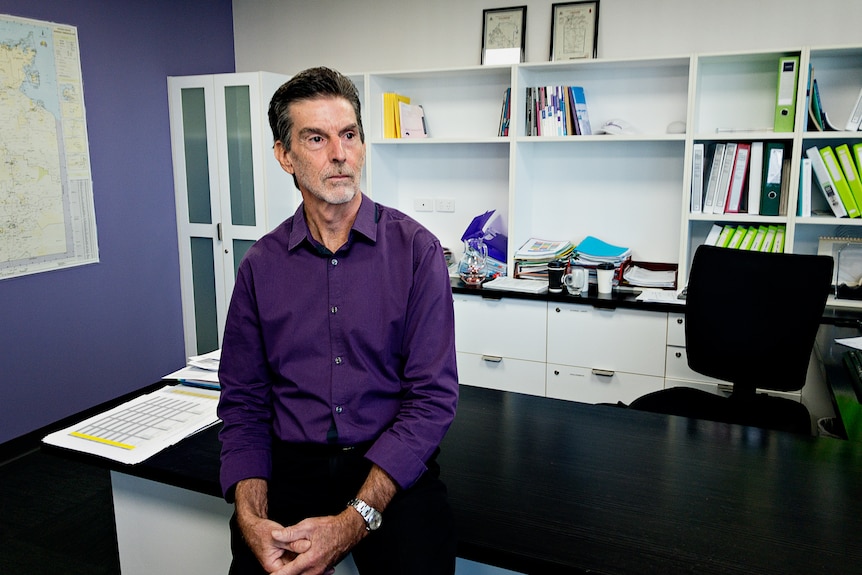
[548,260,565,293]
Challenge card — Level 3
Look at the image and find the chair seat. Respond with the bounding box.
[629,386,812,435]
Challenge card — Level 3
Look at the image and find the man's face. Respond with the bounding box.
[275,96,365,206]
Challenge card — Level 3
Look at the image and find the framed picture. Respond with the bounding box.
[818,236,862,295]
[481,6,527,65]
[550,1,599,61]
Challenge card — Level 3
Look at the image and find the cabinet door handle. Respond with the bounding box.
[592,368,615,377]
[481,355,503,363]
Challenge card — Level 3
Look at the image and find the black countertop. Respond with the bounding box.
[44,384,862,575]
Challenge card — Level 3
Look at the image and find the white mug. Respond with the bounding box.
[563,268,587,295]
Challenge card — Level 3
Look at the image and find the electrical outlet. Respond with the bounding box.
[414,197,433,212]
[436,198,455,212]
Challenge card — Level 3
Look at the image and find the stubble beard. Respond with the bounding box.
[300,164,362,206]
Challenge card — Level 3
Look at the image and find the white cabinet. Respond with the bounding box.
[168,72,297,356]
[453,294,546,396]
[545,303,667,403]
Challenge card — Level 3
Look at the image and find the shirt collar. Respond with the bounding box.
[287,193,378,252]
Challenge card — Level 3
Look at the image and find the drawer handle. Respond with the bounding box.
[481,355,503,363]
[677,317,684,325]
[592,368,615,377]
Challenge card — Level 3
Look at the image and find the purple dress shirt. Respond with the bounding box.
[217,195,459,499]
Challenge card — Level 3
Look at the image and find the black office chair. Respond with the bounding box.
[629,244,833,435]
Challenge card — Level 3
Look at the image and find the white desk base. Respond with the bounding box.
[111,472,516,575]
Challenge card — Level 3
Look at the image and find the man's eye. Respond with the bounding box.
[306,135,325,149]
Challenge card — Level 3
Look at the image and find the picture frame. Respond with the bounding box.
[550,1,600,61]
[818,236,862,296]
[481,6,527,65]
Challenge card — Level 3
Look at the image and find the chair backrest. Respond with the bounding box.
[685,245,833,393]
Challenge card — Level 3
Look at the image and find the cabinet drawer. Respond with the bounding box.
[667,312,686,346]
[546,363,664,405]
[454,295,546,362]
[457,352,546,397]
[547,303,667,377]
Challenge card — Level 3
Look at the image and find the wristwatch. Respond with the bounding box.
[347,498,383,531]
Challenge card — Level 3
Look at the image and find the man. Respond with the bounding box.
[217,66,459,575]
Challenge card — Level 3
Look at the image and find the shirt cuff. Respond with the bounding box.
[364,433,429,490]
[220,448,272,502]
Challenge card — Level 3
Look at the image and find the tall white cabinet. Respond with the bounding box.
[168,72,297,357]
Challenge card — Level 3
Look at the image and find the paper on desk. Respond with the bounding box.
[836,336,862,350]
[164,365,220,385]
[636,288,686,305]
[188,348,220,371]
[42,385,220,465]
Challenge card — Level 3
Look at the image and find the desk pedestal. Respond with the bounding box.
[110,472,511,575]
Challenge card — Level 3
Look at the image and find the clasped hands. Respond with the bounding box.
[241,508,366,575]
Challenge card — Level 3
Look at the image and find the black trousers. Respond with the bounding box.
[228,441,457,575]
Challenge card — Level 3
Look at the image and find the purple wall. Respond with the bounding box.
[0,0,235,445]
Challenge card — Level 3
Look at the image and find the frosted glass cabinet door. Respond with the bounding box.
[169,73,291,357]
[170,77,225,357]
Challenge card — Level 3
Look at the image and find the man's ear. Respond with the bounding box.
[273,141,295,175]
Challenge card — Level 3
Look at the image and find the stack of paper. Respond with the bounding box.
[574,236,632,265]
[482,276,549,294]
[514,237,575,281]
[163,348,221,389]
[515,237,574,261]
[623,265,676,288]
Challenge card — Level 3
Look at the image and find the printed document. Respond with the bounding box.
[42,385,220,465]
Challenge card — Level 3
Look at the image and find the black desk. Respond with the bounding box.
[443,387,862,574]
[46,384,862,575]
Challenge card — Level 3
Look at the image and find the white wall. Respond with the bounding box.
[233,0,862,74]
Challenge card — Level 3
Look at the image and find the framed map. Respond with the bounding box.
[0,14,98,280]
[550,1,600,61]
[481,6,527,65]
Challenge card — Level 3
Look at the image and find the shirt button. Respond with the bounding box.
[335,406,343,414]
[331,258,338,266]
[331,306,338,314]
[334,356,343,365]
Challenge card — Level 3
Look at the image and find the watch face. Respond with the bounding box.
[368,511,382,531]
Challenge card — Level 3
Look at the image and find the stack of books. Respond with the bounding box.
[692,141,791,217]
[573,235,632,266]
[524,85,591,137]
[513,237,574,280]
[383,92,428,138]
[704,223,787,253]
[569,236,632,287]
[803,144,862,218]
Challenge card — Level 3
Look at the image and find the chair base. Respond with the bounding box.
[629,386,812,435]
